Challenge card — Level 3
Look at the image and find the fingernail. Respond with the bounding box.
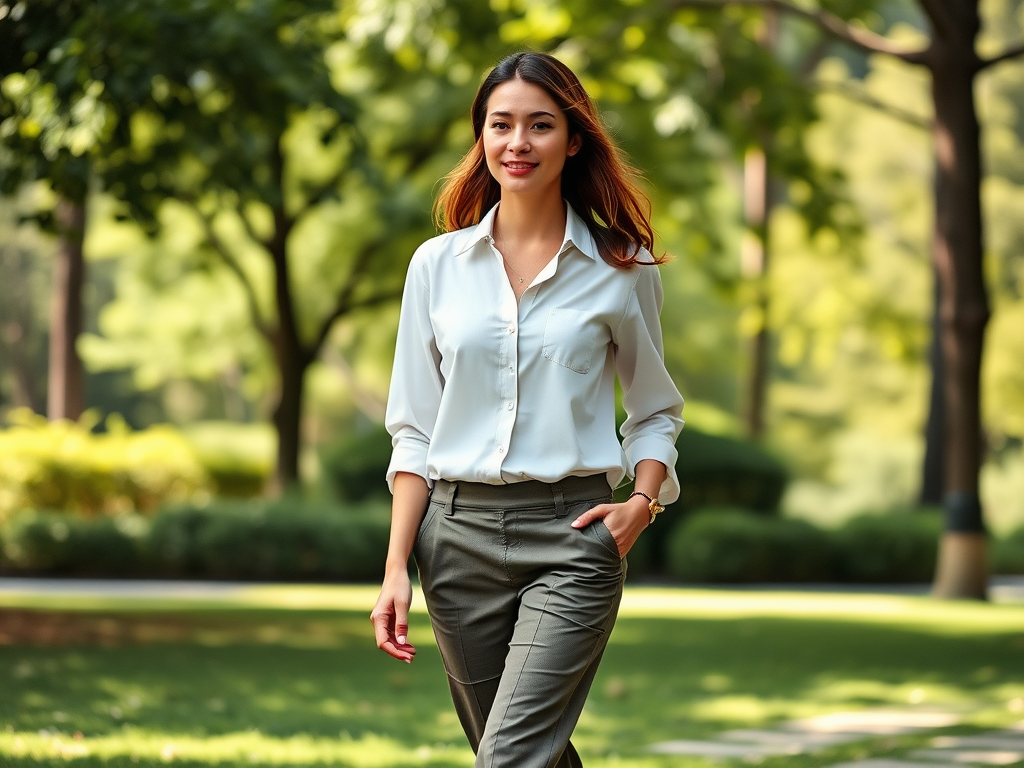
[570,519,580,528]
[397,635,406,645]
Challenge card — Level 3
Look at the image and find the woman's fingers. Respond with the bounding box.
[570,503,609,529]
[370,598,416,662]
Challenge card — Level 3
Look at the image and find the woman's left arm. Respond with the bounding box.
[571,263,684,556]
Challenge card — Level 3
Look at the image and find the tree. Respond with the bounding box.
[643,0,1023,598]
[88,0,489,489]
[0,0,219,421]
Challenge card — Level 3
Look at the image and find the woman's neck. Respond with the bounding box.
[495,191,566,245]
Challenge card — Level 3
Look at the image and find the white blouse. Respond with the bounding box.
[385,203,685,503]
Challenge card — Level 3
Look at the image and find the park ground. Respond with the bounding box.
[1,580,1023,768]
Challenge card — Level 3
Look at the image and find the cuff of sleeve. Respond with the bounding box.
[386,440,433,494]
[625,434,680,505]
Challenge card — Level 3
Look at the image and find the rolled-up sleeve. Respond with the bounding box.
[384,250,443,492]
[613,263,685,503]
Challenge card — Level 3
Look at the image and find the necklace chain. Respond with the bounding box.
[496,230,527,288]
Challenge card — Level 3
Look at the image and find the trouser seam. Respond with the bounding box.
[487,587,553,768]
[545,614,609,768]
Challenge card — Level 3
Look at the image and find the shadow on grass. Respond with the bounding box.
[1,606,1022,767]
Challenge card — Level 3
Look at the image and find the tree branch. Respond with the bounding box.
[310,236,393,359]
[302,165,351,210]
[236,203,271,251]
[978,42,1024,71]
[664,0,931,63]
[184,200,271,340]
[815,80,933,130]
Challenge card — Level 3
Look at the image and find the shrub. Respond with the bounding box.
[0,500,391,581]
[993,526,1024,574]
[0,510,146,575]
[0,409,210,519]
[666,507,834,583]
[832,512,941,583]
[145,499,391,581]
[180,422,273,498]
[673,430,789,514]
[320,426,393,501]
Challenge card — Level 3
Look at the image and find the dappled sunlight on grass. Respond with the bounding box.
[1,586,1022,767]
[0,730,475,767]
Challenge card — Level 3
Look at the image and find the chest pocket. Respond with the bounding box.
[542,308,601,374]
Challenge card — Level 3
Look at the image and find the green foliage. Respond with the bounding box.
[319,426,393,502]
[666,507,945,583]
[667,507,833,582]
[674,429,789,512]
[831,511,941,582]
[0,409,209,519]
[992,526,1024,574]
[145,499,390,582]
[0,498,391,581]
[0,411,271,519]
[0,509,145,575]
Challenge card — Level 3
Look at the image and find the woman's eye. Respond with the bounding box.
[533,122,553,131]
[491,121,509,130]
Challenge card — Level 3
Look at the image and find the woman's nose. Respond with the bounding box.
[507,127,531,153]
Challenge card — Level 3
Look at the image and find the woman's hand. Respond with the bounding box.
[570,460,667,557]
[570,494,651,557]
[370,569,416,663]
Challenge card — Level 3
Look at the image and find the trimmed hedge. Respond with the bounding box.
[673,430,788,514]
[831,513,943,582]
[667,508,945,583]
[0,500,391,582]
[993,527,1024,574]
[320,428,394,502]
[667,508,833,583]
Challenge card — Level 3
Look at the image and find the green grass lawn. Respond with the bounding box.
[1,586,1023,767]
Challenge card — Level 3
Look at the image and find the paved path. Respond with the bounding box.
[649,712,1024,765]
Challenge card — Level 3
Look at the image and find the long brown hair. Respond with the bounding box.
[434,51,663,269]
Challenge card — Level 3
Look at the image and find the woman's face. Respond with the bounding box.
[482,77,581,199]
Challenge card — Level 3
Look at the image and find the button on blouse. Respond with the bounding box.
[385,203,685,503]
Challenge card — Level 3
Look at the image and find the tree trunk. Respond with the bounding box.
[919,269,945,506]
[47,196,86,421]
[742,145,772,439]
[268,138,304,492]
[927,16,990,600]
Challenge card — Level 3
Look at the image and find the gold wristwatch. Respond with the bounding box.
[628,491,664,525]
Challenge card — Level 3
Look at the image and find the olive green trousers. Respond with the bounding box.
[414,475,626,768]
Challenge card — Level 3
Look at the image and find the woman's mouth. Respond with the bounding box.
[503,162,538,176]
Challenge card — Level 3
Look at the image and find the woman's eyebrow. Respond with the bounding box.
[488,110,557,119]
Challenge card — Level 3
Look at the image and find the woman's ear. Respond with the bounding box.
[567,134,582,157]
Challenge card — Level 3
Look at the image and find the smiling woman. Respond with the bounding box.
[370,51,685,768]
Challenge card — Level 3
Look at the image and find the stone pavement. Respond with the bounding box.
[649,712,1024,766]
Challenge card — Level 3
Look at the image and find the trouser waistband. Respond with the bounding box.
[431,475,612,518]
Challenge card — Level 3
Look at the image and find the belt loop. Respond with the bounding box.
[552,482,566,518]
[442,480,457,517]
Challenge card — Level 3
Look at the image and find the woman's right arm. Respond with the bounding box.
[373,247,443,662]
[370,471,430,662]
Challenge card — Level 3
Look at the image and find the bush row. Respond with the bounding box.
[0,500,390,582]
[666,508,953,583]
[2,500,1021,583]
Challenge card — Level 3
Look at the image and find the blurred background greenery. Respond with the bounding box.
[0,0,1022,588]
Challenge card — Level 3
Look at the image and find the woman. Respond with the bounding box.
[371,51,684,768]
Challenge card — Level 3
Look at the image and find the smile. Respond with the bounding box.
[502,162,538,175]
